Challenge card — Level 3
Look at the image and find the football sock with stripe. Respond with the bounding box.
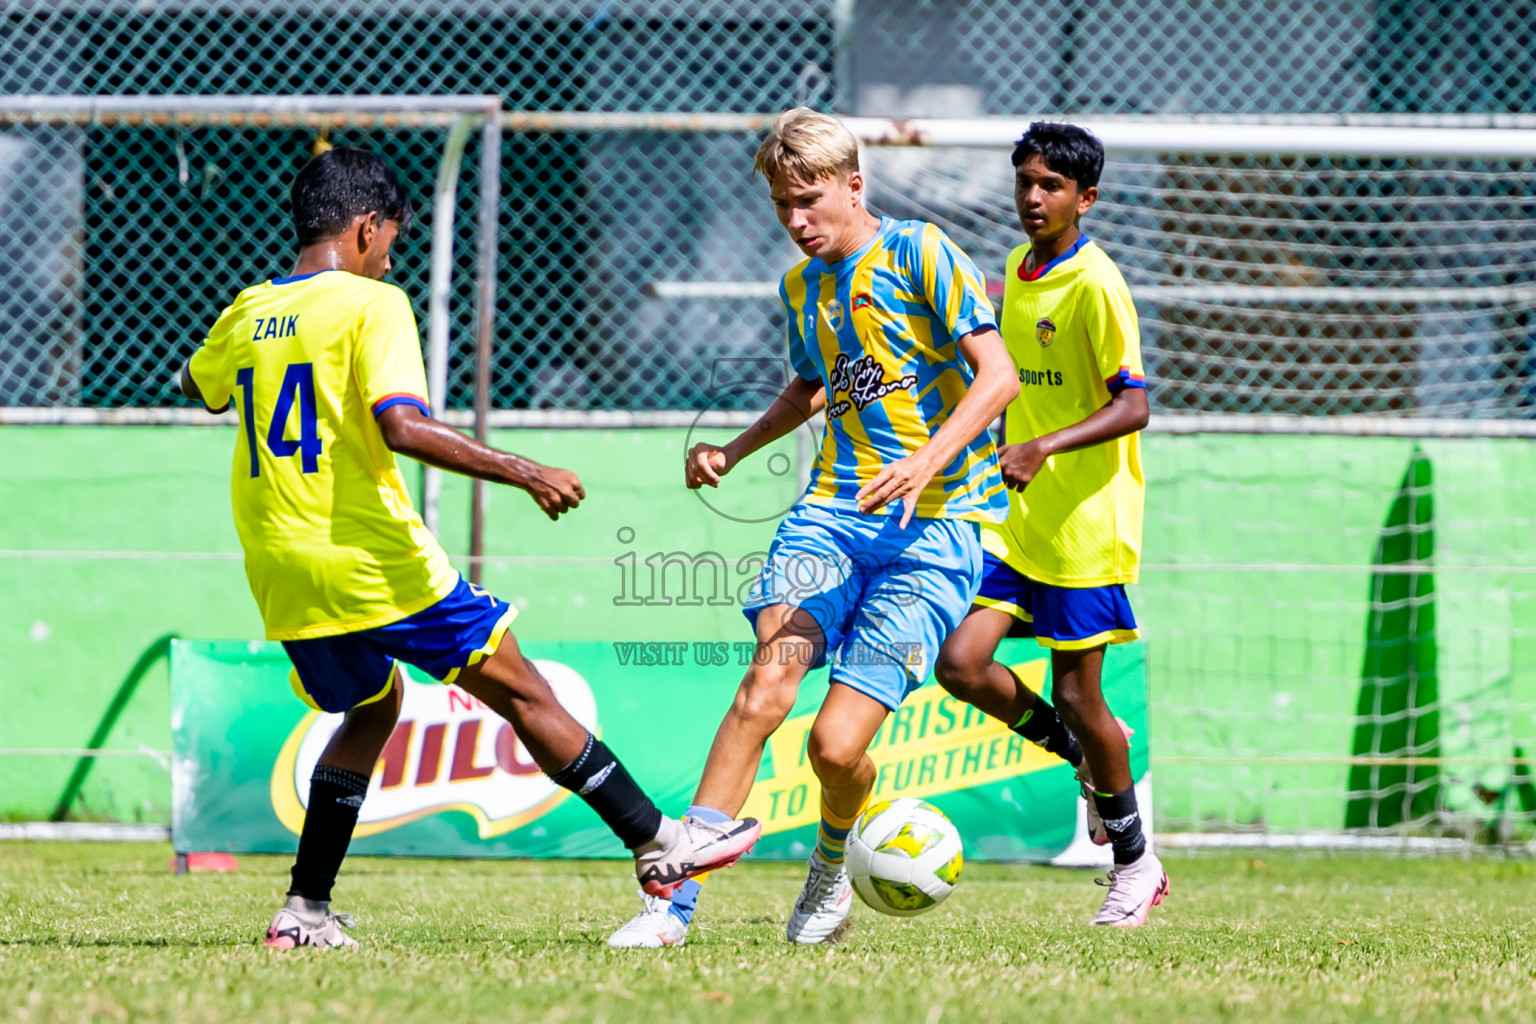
[1006,668,1083,768]
[665,804,730,925]
[288,764,369,903]
[547,734,663,850]
[1092,785,1147,866]
[815,793,867,864]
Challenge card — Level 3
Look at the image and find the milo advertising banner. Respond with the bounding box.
[170,639,1148,863]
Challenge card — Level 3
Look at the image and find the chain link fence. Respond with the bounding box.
[868,144,1536,417]
[2,0,1535,415]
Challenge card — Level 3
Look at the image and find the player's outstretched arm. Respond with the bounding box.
[176,360,228,413]
[177,363,202,405]
[855,326,1019,526]
[377,405,585,521]
[685,375,825,489]
[998,386,1149,491]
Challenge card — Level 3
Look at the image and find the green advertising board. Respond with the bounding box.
[170,638,1148,862]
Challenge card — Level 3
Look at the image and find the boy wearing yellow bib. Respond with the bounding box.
[934,122,1168,927]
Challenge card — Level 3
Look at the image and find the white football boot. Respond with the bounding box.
[1076,718,1136,846]
[1090,851,1169,927]
[607,891,689,948]
[263,896,358,950]
[785,850,854,944]
[633,814,762,898]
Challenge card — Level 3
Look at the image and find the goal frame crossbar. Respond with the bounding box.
[6,103,1536,545]
[7,406,1536,438]
[0,94,503,549]
[494,111,1536,159]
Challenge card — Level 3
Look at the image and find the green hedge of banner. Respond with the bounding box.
[170,639,1148,861]
[6,426,1534,835]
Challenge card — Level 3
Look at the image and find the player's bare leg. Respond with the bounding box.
[787,682,889,944]
[934,606,1026,718]
[806,684,887,819]
[935,607,1083,767]
[609,604,820,947]
[1050,645,1167,926]
[266,668,405,950]
[456,629,759,897]
[1047,640,1134,843]
[691,603,824,815]
[453,630,588,768]
[312,668,406,774]
[1050,646,1128,792]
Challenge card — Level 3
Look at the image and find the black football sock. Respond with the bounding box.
[1092,785,1148,866]
[288,764,369,903]
[548,734,664,850]
[1006,668,1083,767]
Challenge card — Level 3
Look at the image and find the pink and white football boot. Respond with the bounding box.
[263,896,358,950]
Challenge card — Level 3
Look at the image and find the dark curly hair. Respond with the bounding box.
[289,147,413,247]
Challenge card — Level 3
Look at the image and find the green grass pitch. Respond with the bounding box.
[2,843,1534,1023]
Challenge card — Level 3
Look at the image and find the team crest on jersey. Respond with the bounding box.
[824,300,845,331]
[1036,318,1056,347]
[852,293,873,312]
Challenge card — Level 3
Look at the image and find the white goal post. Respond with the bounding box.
[0,94,502,540]
[607,112,1536,337]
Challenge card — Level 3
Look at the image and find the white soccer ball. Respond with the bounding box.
[845,797,964,917]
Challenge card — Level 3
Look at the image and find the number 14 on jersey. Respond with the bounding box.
[234,363,324,477]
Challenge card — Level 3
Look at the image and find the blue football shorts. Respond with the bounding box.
[973,550,1138,651]
[742,502,982,711]
[282,575,518,714]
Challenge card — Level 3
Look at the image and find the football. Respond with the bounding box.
[845,797,964,916]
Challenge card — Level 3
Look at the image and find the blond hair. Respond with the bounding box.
[753,107,859,183]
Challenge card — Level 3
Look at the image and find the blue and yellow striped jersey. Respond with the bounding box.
[781,217,1007,523]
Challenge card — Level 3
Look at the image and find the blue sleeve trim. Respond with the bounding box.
[1105,370,1148,396]
[371,395,430,418]
[952,313,998,342]
[182,363,229,414]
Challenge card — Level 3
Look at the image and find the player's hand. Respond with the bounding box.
[998,441,1050,491]
[526,465,585,520]
[685,442,733,489]
[855,453,938,529]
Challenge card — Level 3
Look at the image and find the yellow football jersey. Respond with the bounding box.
[988,237,1146,587]
[187,270,457,640]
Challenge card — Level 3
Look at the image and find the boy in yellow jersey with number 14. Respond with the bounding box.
[178,147,759,950]
[934,122,1168,926]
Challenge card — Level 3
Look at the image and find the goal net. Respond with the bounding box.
[5,104,1532,848]
[850,119,1536,848]
[855,119,1536,420]
[0,96,498,415]
[612,113,1536,849]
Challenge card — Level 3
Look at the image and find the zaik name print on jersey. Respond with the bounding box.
[252,315,299,341]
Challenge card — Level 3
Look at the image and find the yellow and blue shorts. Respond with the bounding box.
[743,503,982,711]
[975,551,1138,651]
[281,575,517,713]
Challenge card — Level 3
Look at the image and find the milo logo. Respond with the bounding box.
[271,661,598,838]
